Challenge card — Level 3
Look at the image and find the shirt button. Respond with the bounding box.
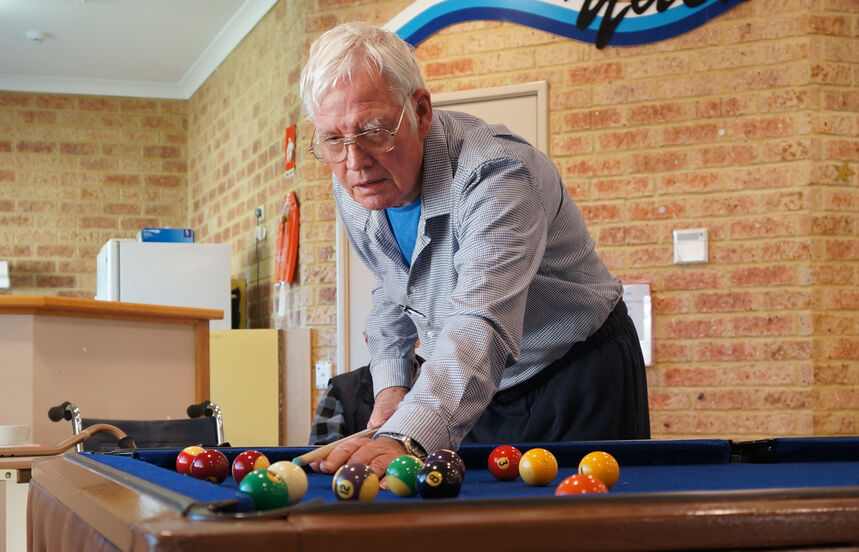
[409,286,416,294]
[427,331,435,338]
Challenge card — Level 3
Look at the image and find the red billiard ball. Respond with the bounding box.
[232,450,270,484]
[555,474,609,495]
[578,451,619,489]
[176,445,205,475]
[190,449,229,484]
[332,463,379,502]
[488,445,522,481]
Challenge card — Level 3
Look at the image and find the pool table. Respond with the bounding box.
[28,437,859,551]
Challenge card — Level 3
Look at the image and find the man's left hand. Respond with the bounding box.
[310,436,406,481]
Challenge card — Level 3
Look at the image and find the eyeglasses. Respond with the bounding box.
[310,103,406,163]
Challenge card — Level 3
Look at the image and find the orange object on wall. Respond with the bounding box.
[274,191,299,284]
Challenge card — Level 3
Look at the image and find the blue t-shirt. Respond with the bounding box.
[385,195,421,267]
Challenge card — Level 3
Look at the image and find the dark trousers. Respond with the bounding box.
[463,300,650,444]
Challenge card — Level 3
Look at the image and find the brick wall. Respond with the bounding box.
[2,0,856,439]
[0,94,188,295]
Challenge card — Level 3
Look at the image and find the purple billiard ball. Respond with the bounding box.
[332,462,379,502]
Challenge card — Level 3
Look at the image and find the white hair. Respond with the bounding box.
[299,22,425,130]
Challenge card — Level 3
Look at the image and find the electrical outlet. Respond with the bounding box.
[255,205,265,222]
[315,360,333,389]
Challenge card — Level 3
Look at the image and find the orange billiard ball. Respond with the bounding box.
[578,451,619,489]
[555,474,609,495]
[519,448,558,486]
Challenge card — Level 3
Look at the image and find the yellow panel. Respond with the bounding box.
[210,329,280,447]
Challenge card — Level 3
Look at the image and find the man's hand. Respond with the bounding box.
[310,436,406,481]
[367,386,408,429]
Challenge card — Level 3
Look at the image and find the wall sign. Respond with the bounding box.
[386,0,746,49]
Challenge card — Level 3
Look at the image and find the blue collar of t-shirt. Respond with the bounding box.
[385,195,421,268]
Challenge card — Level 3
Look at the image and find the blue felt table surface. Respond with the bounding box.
[81,438,859,513]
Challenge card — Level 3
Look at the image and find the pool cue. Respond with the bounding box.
[291,427,378,466]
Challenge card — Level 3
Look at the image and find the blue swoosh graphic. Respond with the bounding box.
[393,0,745,47]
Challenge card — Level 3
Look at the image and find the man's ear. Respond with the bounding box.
[413,88,433,138]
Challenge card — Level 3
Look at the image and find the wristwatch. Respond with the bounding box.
[377,433,427,459]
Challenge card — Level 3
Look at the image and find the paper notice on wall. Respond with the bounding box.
[622,282,653,366]
[284,125,296,178]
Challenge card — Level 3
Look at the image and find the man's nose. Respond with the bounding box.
[344,142,372,170]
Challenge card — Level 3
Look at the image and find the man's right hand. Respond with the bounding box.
[367,386,408,429]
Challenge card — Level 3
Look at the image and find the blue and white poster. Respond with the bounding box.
[386,0,746,49]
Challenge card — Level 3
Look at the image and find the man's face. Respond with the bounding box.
[313,69,431,211]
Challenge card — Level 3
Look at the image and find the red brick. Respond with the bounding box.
[424,59,474,78]
[658,413,723,434]
[729,216,795,238]
[729,265,795,286]
[662,123,721,146]
[60,142,99,156]
[709,243,758,265]
[78,97,118,111]
[596,129,651,151]
[694,390,759,410]
[592,177,651,198]
[628,200,687,220]
[16,141,55,154]
[662,318,725,339]
[762,339,813,360]
[627,103,686,124]
[727,364,798,386]
[727,117,794,140]
[696,342,757,362]
[662,366,723,386]
[563,158,622,177]
[630,151,687,173]
[697,145,758,167]
[662,270,721,291]
[731,314,795,336]
[566,62,623,85]
[695,292,756,313]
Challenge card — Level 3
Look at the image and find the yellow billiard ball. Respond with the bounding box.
[578,451,619,489]
[519,448,558,486]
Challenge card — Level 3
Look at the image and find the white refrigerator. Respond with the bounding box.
[95,239,232,330]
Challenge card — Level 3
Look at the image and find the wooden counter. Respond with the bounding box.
[0,296,221,447]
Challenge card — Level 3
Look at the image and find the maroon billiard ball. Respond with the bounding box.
[176,445,205,475]
[190,449,229,484]
[232,450,270,484]
[488,445,522,481]
[331,463,379,502]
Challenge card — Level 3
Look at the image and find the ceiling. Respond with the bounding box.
[0,0,278,99]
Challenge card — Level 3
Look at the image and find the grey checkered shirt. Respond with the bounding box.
[335,110,622,453]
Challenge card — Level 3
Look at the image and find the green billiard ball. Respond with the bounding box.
[238,468,289,510]
[385,455,424,497]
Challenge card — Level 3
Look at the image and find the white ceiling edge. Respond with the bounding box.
[0,0,279,100]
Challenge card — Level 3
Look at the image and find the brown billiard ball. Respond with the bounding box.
[332,463,379,502]
[190,449,229,484]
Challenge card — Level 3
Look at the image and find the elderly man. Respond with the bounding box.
[299,21,649,477]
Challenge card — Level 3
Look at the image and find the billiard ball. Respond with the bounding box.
[176,445,205,475]
[332,463,379,502]
[238,468,289,510]
[488,445,522,481]
[555,474,609,495]
[425,449,466,480]
[385,455,424,497]
[268,460,308,505]
[232,450,270,484]
[417,459,463,499]
[578,451,619,489]
[519,448,558,486]
[189,449,229,484]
